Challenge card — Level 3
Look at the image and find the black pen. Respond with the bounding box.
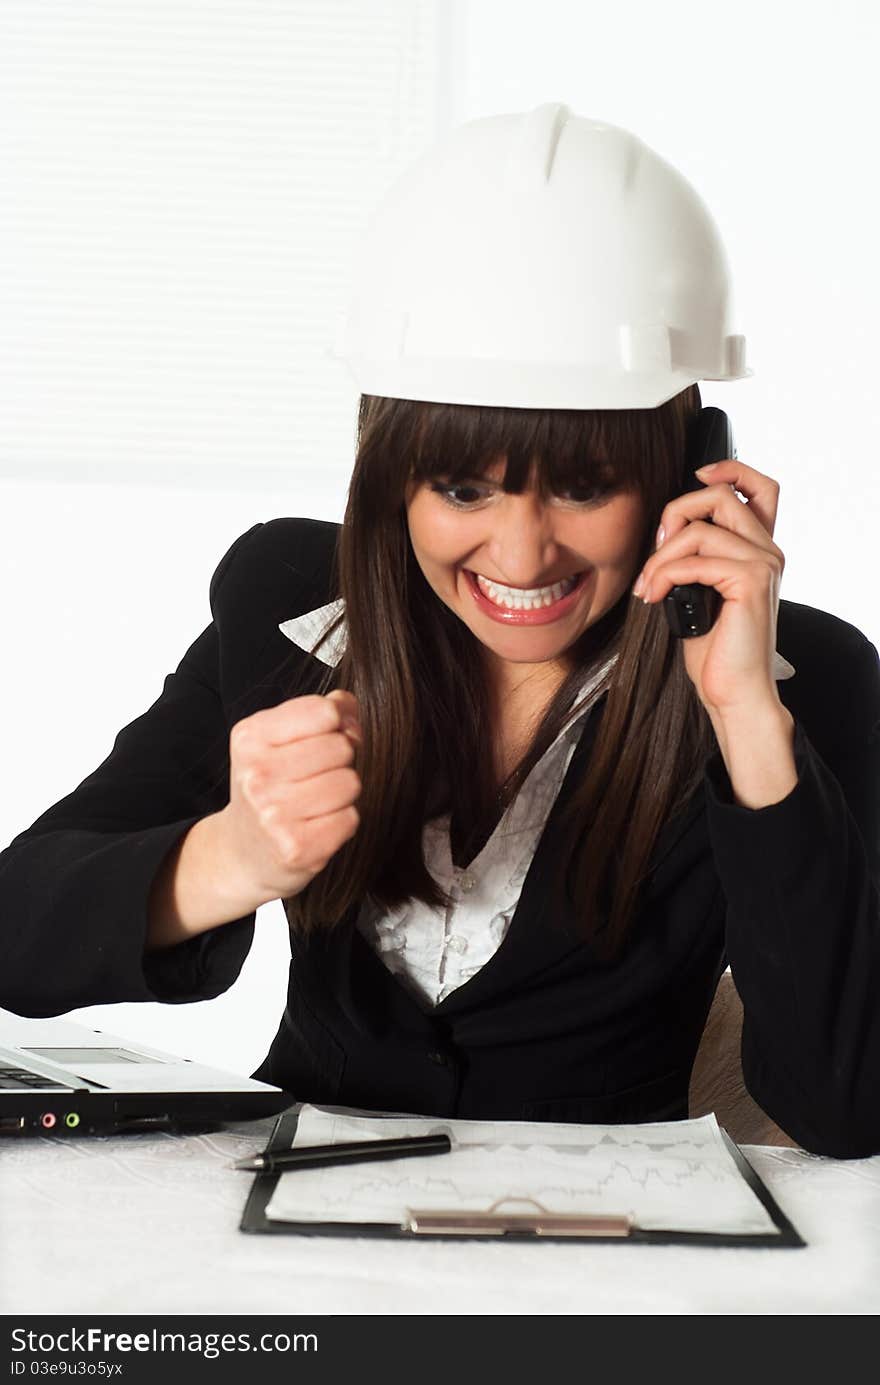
[232,1131,452,1173]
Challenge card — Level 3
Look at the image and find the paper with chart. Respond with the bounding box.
[263,1106,778,1234]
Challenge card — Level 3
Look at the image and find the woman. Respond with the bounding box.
[1,107,878,1157]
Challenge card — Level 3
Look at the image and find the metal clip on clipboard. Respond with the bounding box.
[403,1196,633,1238]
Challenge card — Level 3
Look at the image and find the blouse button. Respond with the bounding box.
[447,935,468,954]
[458,872,476,892]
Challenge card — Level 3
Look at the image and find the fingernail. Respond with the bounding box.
[694,462,717,475]
[655,524,665,549]
[632,572,645,597]
[342,715,361,738]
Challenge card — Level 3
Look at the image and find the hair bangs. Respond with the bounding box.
[407,400,651,499]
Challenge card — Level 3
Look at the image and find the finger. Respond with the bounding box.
[637,521,782,598]
[326,689,362,740]
[273,803,361,871]
[237,732,357,801]
[639,553,782,606]
[657,477,781,560]
[258,765,362,821]
[326,689,360,720]
[691,459,780,539]
[292,727,359,778]
[241,693,358,749]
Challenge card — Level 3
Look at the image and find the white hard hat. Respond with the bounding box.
[331,102,751,410]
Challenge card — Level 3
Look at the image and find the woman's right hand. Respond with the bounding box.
[217,689,362,908]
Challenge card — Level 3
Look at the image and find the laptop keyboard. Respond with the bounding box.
[0,1065,68,1090]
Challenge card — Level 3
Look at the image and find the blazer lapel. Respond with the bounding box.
[435,695,609,1014]
[436,691,707,1014]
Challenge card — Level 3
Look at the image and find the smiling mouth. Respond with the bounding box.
[469,570,585,610]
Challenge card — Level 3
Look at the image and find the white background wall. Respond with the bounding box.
[2,0,877,1075]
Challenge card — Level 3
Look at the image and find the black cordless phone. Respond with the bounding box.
[663,406,736,639]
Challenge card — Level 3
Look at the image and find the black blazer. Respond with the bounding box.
[2,519,879,1157]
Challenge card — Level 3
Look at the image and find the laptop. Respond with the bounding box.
[0,1009,291,1136]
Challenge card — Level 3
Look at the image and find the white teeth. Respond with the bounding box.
[475,572,579,610]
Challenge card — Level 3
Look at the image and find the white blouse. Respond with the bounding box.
[279,599,796,1009]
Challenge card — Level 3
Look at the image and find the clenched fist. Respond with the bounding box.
[215,689,362,910]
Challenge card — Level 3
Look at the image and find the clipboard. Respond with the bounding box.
[239,1106,805,1247]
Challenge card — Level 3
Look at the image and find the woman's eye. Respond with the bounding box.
[428,479,613,508]
[430,482,491,508]
[555,483,607,504]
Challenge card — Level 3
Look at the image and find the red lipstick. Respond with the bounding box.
[465,569,592,626]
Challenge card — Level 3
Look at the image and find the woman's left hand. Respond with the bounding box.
[632,459,786,718]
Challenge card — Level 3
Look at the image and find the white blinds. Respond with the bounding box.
[0,0,454,488]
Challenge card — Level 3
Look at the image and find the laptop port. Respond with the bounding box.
[64,1113,80,1129]
[115,1114,174,1131]
[40,1112,57,1129]
[0,1117,25,1134]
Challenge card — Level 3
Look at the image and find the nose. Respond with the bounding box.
[484,491,564,585]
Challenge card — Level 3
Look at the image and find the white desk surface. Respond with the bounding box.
[2,1114,879,1315]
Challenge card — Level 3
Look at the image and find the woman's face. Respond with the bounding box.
[405,458,646,694]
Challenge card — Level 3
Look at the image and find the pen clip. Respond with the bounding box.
[403,1196,632,1237]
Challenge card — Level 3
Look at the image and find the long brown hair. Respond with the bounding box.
[284,385,718,961]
